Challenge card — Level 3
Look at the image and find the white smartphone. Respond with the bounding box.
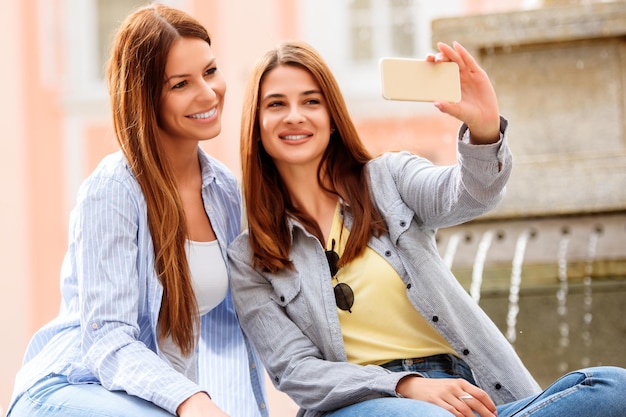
[379,58,461,103]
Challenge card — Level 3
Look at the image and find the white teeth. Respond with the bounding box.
[189,108,216,119]
[282,135,308,140]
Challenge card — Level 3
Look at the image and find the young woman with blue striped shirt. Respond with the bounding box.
[7,4,267,417]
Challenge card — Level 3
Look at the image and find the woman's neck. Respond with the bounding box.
[280,169,339,243]
[163,143,201,186]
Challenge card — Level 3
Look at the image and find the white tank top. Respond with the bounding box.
[159,239,229,380]
[186,239,229,315]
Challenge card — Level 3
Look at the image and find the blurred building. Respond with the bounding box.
[0,0,532,415]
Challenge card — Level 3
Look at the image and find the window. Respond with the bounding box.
[349,0,374,63]
[96,0,147,78]
[63,0,183,109]
[300,0,463,116]
[349,0,417,63]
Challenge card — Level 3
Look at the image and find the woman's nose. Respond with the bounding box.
[198,80,218,100]
[284,105,305,123]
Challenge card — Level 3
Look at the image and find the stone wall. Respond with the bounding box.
[431,1,626,388]
[433,1,626,218]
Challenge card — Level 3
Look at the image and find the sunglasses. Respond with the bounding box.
[325,239,354,313]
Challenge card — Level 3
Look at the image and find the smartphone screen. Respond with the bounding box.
[379,58,461,103]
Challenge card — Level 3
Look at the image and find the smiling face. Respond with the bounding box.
[158,37,226,147]
[258,64,332,173]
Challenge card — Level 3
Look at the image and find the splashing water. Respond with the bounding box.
[581,226,601,367]
[556,229,571,372]
[506,229,533,343]
[443,232,462,269]
[470,230,495,303]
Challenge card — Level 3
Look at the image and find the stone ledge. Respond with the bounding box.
[432,2,626,49]
[436,212,626,266]
[493,154,626,218]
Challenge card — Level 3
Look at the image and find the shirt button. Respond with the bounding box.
[251,362,257,369]
[260,402,267,409]
[91,322,98,330]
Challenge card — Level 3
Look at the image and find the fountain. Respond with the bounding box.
[431,0,626,387]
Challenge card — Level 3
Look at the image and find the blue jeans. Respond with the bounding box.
[325,355,626,417]
[8,374,174,417]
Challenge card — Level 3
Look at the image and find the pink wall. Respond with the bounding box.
[0,1,29,413]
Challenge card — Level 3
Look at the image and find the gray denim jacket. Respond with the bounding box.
[229,119,541,417]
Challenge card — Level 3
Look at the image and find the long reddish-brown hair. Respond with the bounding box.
[240,41,386,273]
[106,4,211,355]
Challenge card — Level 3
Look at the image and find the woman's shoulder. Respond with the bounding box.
[89,151,133,179]
[368,150,417,164]
[77,151,140,198]
[226,231,256,273]
[227,229,251,254]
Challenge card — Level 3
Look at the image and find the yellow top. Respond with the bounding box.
[326,204,457,365]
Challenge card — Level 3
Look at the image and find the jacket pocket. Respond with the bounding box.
[269,272,313,331]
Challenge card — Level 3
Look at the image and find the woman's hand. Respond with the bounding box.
[396,375,498,417]
[176,392,230,417]
[426,41,501,144]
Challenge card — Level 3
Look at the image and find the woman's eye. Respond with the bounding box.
[267,101,284,108]
[172,80,187,89]
[305,98,321,105]
[204,67,217,76]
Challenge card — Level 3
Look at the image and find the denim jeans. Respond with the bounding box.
[8,374,174,417]
[325,355,626,417]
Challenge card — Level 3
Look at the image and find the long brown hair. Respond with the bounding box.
[240,41,386,273]
[106,4,211,355]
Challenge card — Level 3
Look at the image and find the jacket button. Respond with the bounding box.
[432,316,439,322]
[406,283,412,289]
[495,383,502,390]
[280,296,285,302]
[462,349,470,355]
[385,250,392,257]
[400,221,406,227]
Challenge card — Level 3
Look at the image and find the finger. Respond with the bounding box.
[436,42,463,68]
[433,100,461,118]
[431,52,450,63]
[462,387,497,417]
[442,395,480,417]
[465,386,497,412]
[435,398,470,417]
[452,41,482,73]
[458,393,474,402]
[457,396,497,417]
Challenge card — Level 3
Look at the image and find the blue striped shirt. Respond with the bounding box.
[8,148,268,417]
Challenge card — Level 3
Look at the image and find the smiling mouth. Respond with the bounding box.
[281,134,310,141]
[188,108,217,119]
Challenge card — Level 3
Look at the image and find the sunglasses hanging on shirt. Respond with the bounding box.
[325,239,354,313]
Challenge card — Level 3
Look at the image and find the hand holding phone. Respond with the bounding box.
[379,58,461,103]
